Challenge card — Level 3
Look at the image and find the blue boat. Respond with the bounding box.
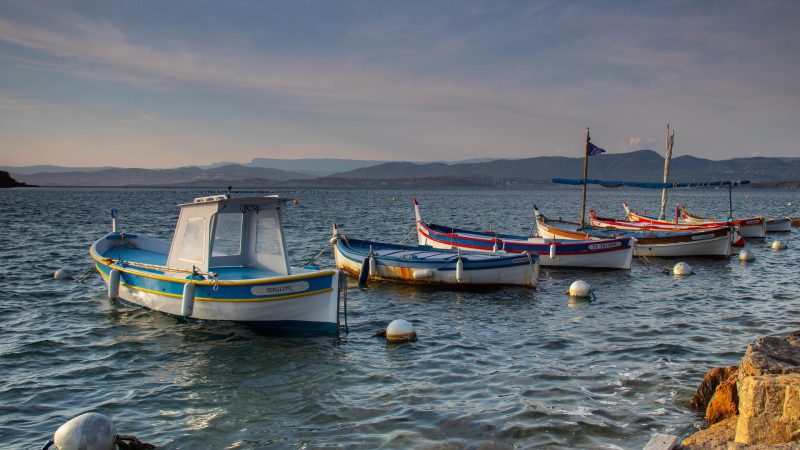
[332,225,539,288]
[90,195,346,333]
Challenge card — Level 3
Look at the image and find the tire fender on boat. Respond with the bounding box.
[358,257,370,287]
[413,269,434,279]
[182,282,196,317]
[549,242,557,259]
[108,269,120,299]
[456,257,464,283]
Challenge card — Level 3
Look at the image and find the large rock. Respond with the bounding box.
[734,374,800,445]
[706,371,739,425]
[692,366,739,412]
[738,332,800,381]
[681,416,737,449]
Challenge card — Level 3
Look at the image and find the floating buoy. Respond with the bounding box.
[53,412,117,450]
[391,196,397,202]
[412,269,434,279]
[549,242,557,259]
[568,280,591,298]
[358,257,370,287]
[386,319,416,342]
[455,257,464,283]
[108,269,121,299]
[745,194,751,200]
[292,199,299,205]
[181,282,196,317]
[788,201,793,207]
[673,262,693,276]
[739,248,756,262]
[53,268,73,280]
[771,240,787,250]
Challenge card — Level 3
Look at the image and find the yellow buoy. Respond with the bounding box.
[292,199,299,205]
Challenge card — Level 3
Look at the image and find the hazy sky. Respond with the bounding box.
[1,1,798,168]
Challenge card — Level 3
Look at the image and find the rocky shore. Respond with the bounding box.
[0,170,33,188]
[680,331,800,449]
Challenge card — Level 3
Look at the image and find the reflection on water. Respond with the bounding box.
[0,187,798,449]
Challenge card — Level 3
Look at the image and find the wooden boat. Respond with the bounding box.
[535,206,732,258]
[632,204,766,238]
[332,225,539,288]
[765,217,791,233]
[619,204,746,246]
[413,200,633,269]
[91,195,346,334]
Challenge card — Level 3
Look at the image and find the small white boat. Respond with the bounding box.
[765,217,792,233]
[332,225,539,288]
[90,194,346,334]
[414,200,633,269]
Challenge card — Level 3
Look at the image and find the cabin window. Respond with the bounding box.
[177,217,206,264]
[256,215,281,256]
[212,213,242,257]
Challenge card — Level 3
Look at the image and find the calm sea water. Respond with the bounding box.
[1,187,798,449]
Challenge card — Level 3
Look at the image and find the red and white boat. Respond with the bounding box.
[623,203,765,238]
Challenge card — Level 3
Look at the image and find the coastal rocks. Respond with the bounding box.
[735,374,800,445]
[682,331,800,448]
[738,332,800,380]
[705,372,739,425]
[691,365,738,413]
[680,416,737,449]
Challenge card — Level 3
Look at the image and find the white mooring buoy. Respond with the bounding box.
[53,268,73,280]
[568,280,591,298]
[771,240,787,250]
[386,319,416,342]
[673,262,693,276]
[53,412,117,450]
[739,248,756,262]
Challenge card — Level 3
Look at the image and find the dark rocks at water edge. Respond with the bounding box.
[0,170,33,188]
[681,331,800,448]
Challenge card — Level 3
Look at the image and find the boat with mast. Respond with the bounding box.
[535,128,733,258]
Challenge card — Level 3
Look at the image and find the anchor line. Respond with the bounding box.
[298,241,331,267]
[396,225,418,245]
[74,263,98,283]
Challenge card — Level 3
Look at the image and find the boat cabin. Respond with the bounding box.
[166,195,291,276]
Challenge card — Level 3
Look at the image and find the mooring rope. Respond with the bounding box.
[396,225,418,245]
[74,263,98,283]
[298,241,331,267]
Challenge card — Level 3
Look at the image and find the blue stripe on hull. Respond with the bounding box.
[95,263,334,301]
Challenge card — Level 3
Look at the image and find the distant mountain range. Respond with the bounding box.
[5,151,799,187]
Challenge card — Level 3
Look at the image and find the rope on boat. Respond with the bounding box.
[74,263,98,282]
[101,258,218,279]
[298,241,331,267]
[396,225,418,244]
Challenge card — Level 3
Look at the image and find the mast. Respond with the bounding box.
[658,124,675,220]
[580,127,590,228]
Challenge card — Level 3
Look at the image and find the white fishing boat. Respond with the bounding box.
[90,194,346,333]
[765,217,792,232]
[413,200,633,269]
[332,225,539,288]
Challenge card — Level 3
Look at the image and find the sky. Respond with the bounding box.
[1,0,799,168]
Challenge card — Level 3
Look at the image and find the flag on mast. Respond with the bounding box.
[587,142,606,156]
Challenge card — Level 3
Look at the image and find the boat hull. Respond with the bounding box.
[91,234,340,333]
[333,239,538,288]
[416,222,633,269]
[625,205,766,238]
[765,218,791,233]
